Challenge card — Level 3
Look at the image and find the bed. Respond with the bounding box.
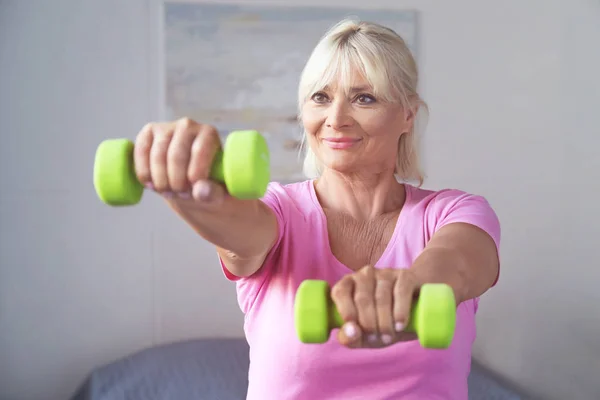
[69,338,527,400]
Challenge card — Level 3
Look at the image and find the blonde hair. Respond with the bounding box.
[297,18,428,186]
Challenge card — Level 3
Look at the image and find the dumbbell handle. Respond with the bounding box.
[209,151,226,183]
[325,291,422,334]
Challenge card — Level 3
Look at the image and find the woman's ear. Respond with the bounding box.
[405,103,418,124]
[402,105,416,134]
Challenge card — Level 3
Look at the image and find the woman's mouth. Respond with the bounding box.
[322,137,362,150]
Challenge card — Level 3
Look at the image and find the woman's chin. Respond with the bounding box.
[321,157,359,175]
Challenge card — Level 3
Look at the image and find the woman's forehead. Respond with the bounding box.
[316,67,374,91]
[320,81,373,93]
[302,52,398,101]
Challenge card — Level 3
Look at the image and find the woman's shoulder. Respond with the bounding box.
[404,183,500,237]
[406,183,491,206]
[404,183,498,222]
[260,179,318,218]
[263,179,313,198]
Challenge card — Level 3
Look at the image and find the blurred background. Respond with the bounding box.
[0,0,598,399]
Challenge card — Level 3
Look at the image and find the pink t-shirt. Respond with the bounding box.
[220,179,501,400]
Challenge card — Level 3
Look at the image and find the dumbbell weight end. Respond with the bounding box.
[94,139,144,206]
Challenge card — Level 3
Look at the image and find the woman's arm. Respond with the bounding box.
[410,222,500,304]
[330,221,499,348]
[132,118,279,278]
[168,194,279,278]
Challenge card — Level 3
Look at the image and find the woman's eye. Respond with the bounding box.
[311,92,328,103]
[356,94,376,104]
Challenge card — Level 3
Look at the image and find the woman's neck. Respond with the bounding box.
[314,168,406,221]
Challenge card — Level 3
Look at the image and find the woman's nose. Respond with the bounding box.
[326,101,354,130]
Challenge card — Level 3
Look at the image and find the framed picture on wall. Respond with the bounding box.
[161,1,419,183]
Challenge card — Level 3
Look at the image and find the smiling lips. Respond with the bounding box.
[322,137,362,149]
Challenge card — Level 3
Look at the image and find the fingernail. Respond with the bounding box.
[193,181,211,200]
[395,322,405,332]
[367,334,378,343]
[381,334,392,345]
[145,182,154,190]
[343,323,357,338]
[162,191,174,199]
[178,192,191,199]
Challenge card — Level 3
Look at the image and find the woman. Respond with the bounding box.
[133,19,500,400]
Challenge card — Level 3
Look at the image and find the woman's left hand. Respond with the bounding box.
[330,265,420,348]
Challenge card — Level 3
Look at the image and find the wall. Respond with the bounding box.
[0,0,598,399]
[0,2,244,400]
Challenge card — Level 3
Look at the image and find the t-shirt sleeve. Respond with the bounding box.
[427,190,501,286]
[217,182,287,314]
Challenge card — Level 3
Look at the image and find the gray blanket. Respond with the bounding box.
[69,338,526,400]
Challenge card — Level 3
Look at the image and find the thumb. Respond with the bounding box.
[337,321,363,349]
[192,179,226,207]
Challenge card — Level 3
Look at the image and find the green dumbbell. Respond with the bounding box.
[294,279,456,349]
[93,130,270,206]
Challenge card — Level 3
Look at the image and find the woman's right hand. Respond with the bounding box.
[133,117,226,207]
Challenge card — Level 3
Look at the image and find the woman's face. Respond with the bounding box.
[301,71,413,176]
